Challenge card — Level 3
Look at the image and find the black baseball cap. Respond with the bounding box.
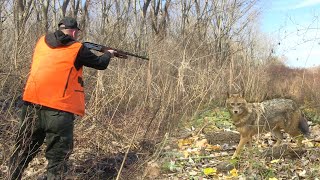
[58,17,80,30]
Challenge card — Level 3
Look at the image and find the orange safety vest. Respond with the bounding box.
[23,36,85,116]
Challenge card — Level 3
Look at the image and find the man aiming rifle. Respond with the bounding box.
[8,17,146,180]
[83,42,149,60]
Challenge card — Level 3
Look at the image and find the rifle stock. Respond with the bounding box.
[83,42,149,60]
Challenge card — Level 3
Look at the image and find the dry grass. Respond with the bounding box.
[0,5,320,179]
[1,35,319,178]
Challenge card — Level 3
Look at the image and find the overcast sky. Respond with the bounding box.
[261,0,320,68]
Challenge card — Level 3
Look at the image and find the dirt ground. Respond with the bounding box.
[205,131,240,146]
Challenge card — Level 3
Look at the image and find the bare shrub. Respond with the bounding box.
[0,0,319,179]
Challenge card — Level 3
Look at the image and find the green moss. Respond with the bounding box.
[187,106,234,129]
[302,107,320,124]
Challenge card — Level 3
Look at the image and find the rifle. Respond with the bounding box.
[83,42,149,60]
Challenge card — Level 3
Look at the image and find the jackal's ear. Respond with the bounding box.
[228,92,243,98]
[230,93,240,98]
[227,90,244,98]
[227,92,238,98]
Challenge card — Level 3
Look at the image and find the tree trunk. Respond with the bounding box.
[13,0,35,69]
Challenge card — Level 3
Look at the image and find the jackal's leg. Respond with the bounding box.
[290,132,304,147]
[232,136,250,159]
[296,135,304,147]
[272,128,283,146]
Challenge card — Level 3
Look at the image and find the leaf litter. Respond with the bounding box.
[148,109,320,180]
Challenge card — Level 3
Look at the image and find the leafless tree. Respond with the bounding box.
[70,0,80,17]
[58,0,70,18]
[13,0,35,68]
[0,0,9,44]
[114,0,131,43]
[34,0,50,33]
[79,0,90,38]
[210,0,259,66]
[194,0,209,41]
[180,0,192,41]
[133,0,151,51]
[150,0,171,38]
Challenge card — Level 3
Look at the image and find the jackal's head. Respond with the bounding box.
[226,93,248,116]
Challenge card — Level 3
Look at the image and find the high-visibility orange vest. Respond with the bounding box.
[23,36,85,116]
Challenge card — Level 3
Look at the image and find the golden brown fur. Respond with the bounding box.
[226,93,310,158]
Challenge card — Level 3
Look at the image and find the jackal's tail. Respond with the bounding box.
[299,115,310,137]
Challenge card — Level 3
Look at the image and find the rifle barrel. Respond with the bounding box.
[83,42,149,60]
[118,50,149,60]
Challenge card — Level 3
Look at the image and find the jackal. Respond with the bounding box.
[226,93,310,158]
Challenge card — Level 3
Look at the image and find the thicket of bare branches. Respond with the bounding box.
[0,0,319,178]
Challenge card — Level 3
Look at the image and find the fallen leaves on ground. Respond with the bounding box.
[155,122,320,179]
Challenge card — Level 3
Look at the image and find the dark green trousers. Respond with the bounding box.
[9,103,74,180]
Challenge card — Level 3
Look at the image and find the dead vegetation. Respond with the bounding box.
[0,0,320,179]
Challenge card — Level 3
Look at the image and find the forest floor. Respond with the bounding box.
[142,108,320,180]
[1,107,320,180]
[145,127,320,180]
